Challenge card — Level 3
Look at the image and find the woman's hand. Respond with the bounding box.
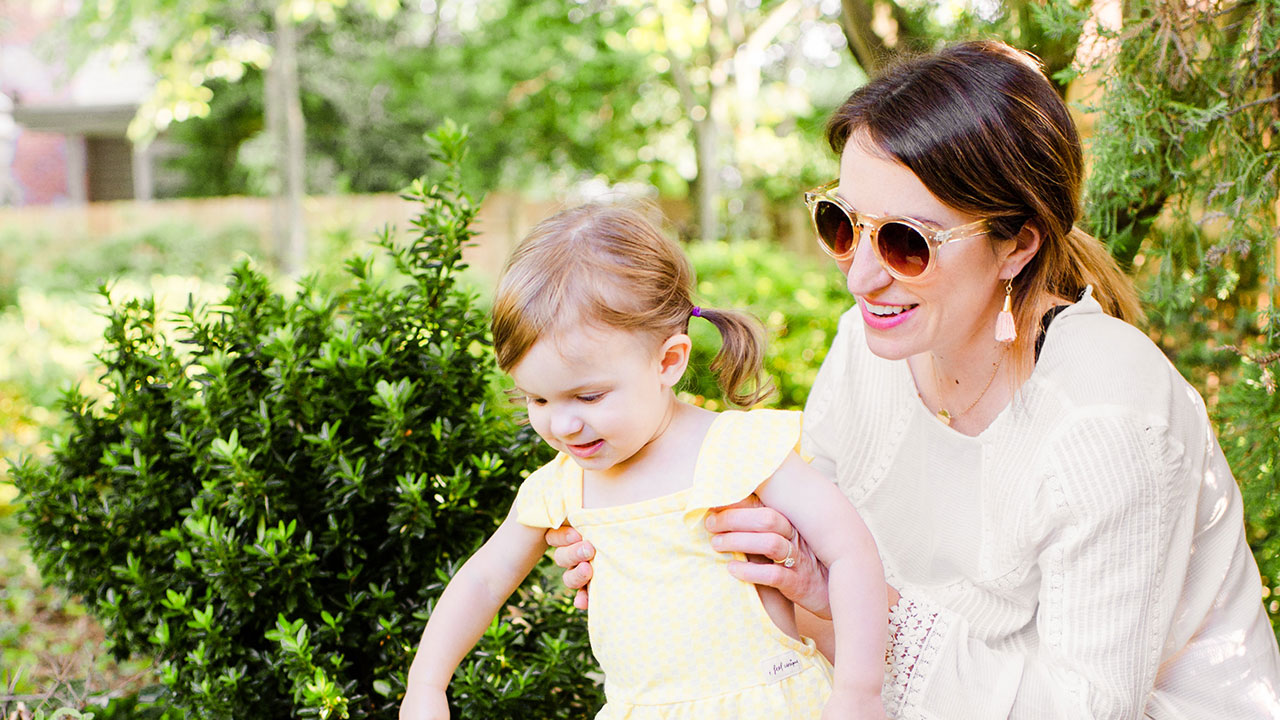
[705,496,833,620]
[546,525,594,610]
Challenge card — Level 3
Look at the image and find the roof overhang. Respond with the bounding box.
[12,103,138,136]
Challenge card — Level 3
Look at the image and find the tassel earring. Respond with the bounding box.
[995,278,1017,343]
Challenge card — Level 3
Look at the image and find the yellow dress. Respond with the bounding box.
[515,409,834,719]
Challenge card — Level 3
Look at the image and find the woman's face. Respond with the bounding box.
[835,138,1012,362]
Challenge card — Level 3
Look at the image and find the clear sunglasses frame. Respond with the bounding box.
[803,180,990,281]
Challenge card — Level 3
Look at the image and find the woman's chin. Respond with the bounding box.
[862,334,917,362]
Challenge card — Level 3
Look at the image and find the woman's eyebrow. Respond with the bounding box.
[835,189,946,228]
[841,196,947,229]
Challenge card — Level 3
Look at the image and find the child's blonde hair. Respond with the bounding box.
[491,202,772,407]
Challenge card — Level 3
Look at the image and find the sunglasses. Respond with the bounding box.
[803,180,990,281]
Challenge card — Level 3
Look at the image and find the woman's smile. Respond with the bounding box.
[858,297,919,330]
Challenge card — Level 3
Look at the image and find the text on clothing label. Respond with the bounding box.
[761,650,803,683]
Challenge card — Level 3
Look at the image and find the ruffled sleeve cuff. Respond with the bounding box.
[681,409,804,527]
[514,454,580,529]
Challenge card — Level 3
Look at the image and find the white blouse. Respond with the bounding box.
[802,289,1280,719]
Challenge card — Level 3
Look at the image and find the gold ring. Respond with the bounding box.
[774,529,797,568]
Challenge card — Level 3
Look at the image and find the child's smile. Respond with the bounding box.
[566,439,605,458]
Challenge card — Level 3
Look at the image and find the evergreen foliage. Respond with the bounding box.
[1058,0,1280,622]
[9,124,601,719]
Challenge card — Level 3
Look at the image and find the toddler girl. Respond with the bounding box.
[399,202,887,720]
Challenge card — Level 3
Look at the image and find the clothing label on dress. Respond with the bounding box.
[761,650,803,683]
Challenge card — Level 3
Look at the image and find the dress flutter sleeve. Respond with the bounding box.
[681,409,804,527]
[513,454,579,529]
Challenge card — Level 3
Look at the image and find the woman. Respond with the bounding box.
[548,40,1280,718]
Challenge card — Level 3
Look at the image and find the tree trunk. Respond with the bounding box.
[837,0,913,73]
[694,108,720,242]
[267,11,307,276]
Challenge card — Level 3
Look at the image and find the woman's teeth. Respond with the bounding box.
[866,302,915,316]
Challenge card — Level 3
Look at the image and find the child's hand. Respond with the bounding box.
[821,687,886,720]
[399,686,451,720]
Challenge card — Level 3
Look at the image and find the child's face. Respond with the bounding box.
[510,324,680,477]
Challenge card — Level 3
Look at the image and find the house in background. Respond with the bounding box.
[0,0,158,206]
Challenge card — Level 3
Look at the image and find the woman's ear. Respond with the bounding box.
[1000,219,1045,280]
[657,333,692,388]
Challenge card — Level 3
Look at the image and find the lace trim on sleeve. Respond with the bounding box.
[882,592,950,719]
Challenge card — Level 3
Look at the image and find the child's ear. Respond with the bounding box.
[657,333,692,388]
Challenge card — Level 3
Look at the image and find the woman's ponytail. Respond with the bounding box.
[1058,226,1142,324]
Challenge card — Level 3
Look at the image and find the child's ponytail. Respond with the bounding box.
[691,306,774,408]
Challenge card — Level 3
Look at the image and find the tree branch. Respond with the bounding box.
[838,0,890,73]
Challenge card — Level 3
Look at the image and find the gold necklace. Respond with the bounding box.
[928,351,1004,426]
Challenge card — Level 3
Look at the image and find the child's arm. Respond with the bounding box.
[400,504,550,720]
[756,451,888,720]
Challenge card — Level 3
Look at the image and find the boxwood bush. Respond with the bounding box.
[9,124,602,719]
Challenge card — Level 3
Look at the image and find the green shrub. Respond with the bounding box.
[1215,337,1280,623]
[9,124,600,719]
[682,240,849,410]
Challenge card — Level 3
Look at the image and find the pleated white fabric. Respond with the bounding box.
[803,288,1280,719]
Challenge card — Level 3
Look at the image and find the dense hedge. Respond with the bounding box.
[9,125,601,719]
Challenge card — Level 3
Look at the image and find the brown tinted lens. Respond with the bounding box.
[815,201,855,256]
[877,221,930,277]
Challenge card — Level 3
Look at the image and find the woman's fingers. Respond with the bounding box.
[545,525,583,549]
[551,539,595,571]
[726,551,831,621]
[545,526,594,609]
[711,530,795,564]
[706,499,831,620]
[706,501,797,563]
[705,501,795,538]
[725,557,790,588]
[564,559,593,589]
[547,526,594,571]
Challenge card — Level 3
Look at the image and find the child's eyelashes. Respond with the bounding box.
[508,392,603,405]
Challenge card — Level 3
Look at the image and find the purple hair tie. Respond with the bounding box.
[690,306,702,318]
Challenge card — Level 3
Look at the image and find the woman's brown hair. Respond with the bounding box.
[825,40,1141,370]
[491,202,772,407]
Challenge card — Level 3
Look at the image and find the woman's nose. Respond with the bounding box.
[550,408,584,438]
[844,227,892,297]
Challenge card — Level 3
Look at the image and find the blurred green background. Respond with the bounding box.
[2,0,1277,716]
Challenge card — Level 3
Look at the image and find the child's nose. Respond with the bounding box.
[550,409,584,438]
